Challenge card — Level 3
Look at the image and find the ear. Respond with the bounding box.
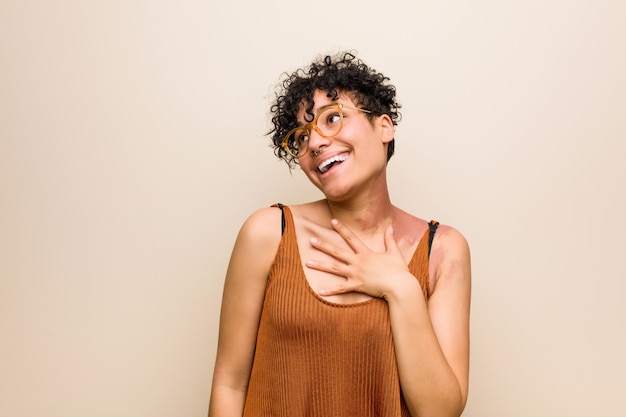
[378,114,395,144]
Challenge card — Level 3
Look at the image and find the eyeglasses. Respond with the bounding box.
[281,103,372,158]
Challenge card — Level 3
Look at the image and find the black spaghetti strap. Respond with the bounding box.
[277,203,285,235]
[428,220,440,258]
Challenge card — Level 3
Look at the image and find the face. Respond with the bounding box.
[296,90,394,201]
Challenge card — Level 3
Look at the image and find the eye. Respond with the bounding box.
[293,130,309,148]
[325,112,341,126]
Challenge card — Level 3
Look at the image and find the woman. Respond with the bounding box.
[209,52,471,417]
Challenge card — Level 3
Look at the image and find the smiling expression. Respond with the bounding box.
[296,90,395,200]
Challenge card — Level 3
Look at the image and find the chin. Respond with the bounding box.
[319,184,353,202]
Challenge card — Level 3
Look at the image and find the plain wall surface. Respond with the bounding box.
[1,1,625,416]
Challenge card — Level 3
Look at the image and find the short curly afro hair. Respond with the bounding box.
[268,51,401,168]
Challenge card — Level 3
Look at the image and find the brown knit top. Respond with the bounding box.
[242,205,432,417]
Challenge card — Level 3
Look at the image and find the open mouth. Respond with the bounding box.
[317,153,348,174]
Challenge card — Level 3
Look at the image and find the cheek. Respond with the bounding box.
[298,156,319,178]
[298,154,313,169]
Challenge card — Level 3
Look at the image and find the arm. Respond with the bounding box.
[308,222,471,417]
[208,207,282,417]
[387,225,471,417]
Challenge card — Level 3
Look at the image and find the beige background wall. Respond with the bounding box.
[1,1,625,416]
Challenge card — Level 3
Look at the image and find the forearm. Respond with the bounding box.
[386,278,466,417]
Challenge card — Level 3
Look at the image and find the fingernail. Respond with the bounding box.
[331,219,338,226]
[310,237,318,244]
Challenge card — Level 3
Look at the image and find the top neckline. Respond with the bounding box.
[280,205,429,307]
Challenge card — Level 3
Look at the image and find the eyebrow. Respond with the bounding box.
[296,103,340,127]
[313,102,340,113]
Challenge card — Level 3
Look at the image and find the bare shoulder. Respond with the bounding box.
[238,206,283,243]
[229,206,284,274]
[432,224,470,254]
[429,224,471,285]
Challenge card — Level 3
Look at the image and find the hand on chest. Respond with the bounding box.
[295,221,418,304]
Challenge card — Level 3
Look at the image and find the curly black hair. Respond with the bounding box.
[268,51,401,168]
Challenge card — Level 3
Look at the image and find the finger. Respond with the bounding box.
[330,219,365,253]
[305,259,349,278]
[318,284,353,296]
[309,237,351,263]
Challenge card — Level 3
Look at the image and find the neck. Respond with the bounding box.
[324,189,394,236]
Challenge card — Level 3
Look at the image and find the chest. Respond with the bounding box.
[293,225,419,305]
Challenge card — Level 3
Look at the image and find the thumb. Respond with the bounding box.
[384,225,400,254]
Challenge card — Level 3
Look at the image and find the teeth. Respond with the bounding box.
[318,154,348,173]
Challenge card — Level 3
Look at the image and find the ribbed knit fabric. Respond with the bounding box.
[242,205,432,417]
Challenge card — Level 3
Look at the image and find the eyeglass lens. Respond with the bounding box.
[289,106,343,156]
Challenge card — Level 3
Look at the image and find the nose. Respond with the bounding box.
[306,127,331,155]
